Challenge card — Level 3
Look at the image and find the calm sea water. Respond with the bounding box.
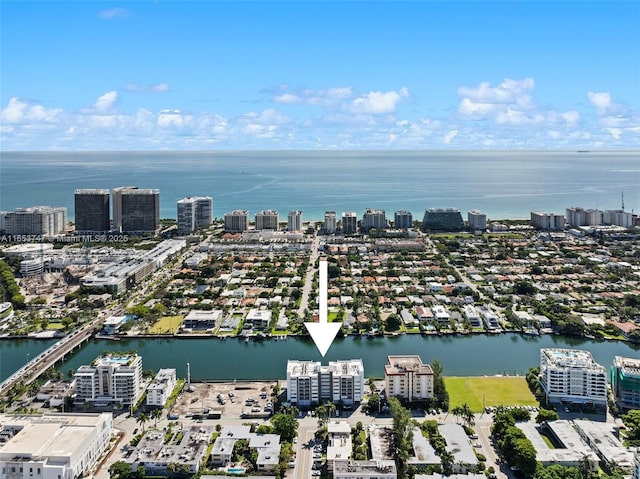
[1,150,638,221]
[1,334,639,382]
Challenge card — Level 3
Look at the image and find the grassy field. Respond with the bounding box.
[150,315,184,334]
[445,376,537,412]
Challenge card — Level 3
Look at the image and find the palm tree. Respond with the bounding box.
[151,408,162,428]
[136,412,150,433]
[452,405,464,424]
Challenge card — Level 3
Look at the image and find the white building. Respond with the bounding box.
[287,210,303,232]
[6,206,67,236]
[462,304,481,327]
[74,353,144,406]
[146,368,177,407]
[209,425,280,473]
[327,421,352,468]
[566,207,603,227]
[467,210,487,231]
[0,413,112,479]
[255,210,279,230]
[245,308,272,330]
[333,460,397,479]
[362,209,387,232]
[604,209,633,228]
[384,355,434,402]
[539,348,608,406]
[177,196,213,233]
[438,423,479,473]
[531,212,565,231]
[431,305,451,327]
[286,359,364,407]
[224,210,249,232]
[324,211,337,234]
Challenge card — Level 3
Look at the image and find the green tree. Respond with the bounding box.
[388,397,414,478]
[136,412,150,433]
[109,461,132,479]
[271,408,299,443]
[623,410,640,439]
[536,409,559,423]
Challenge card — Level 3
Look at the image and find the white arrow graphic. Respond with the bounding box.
[305,259,342,357]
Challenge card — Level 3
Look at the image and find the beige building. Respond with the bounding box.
[0,413,112,479]
[384,355,434,402]
[255,210,279,230]
[224,209,249,232]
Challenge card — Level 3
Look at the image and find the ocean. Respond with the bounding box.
[0,150,638,222]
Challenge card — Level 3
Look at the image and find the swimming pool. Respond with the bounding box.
[227,468,245,474]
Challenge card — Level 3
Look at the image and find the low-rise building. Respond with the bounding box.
[333,460,397,479]
[209,426,280,473]
[129,426,212,476]
[384,355,434,402]
[0,413,112,479]
[574,419,634,472]
[146,369,177,407]
[438,423,478,473]
[518,421,598,470]
[327,421,352,468]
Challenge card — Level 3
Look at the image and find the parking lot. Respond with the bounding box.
[170,380,279,420]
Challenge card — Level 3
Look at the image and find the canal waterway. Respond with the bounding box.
[2,333,640,382]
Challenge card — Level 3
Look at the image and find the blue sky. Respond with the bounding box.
[1,1,639,150]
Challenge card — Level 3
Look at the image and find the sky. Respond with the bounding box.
[1,1,639,150]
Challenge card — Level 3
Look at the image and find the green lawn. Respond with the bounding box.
[149,315,184,334]
[45,322,65,330]
[445,376,537,412]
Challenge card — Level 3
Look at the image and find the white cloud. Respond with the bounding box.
[94,91,118,113]
[98,7,129,19]
[1,97,62,124]
[587,91,614,115]
[458,78,534,104]
[457,78,536,119]
[125,83,171,93]
[350,88,409,114]
[443,130,458,144]
[272,86,352,106]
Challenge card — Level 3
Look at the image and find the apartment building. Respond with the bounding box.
[604,209,633,228]
[6,206,67,236]
[146,368,177,407]
[74,353,144,406]
[177,196,212,233]
[362,209,387,232]
[394,210,413,229]
[530,211,565,231]
[74,189,110,234]
[324,211,337,233]
[286,359,364,407]
[384,355,434,402]
[467,210,487,231]
[224,209,249,232]
[287,210,303,232]
[341,212,358,234]
[112,187,160,234]
[421,208,464,232]
[255,210,279,230]
[539,348,607,406]
[611,356,640,410]
[566,207,603,227]
[0,413,113,479]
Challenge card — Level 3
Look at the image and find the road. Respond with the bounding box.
[297,234,320,318]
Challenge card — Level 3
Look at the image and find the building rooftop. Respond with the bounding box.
[385,355,434,376]
[438,423,478,466]
[0,413,111,460]
[541,348,604,370]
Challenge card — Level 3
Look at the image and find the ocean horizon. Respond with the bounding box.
[1,150,638,223]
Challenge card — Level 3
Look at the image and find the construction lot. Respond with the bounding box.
[170,380,280,420]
